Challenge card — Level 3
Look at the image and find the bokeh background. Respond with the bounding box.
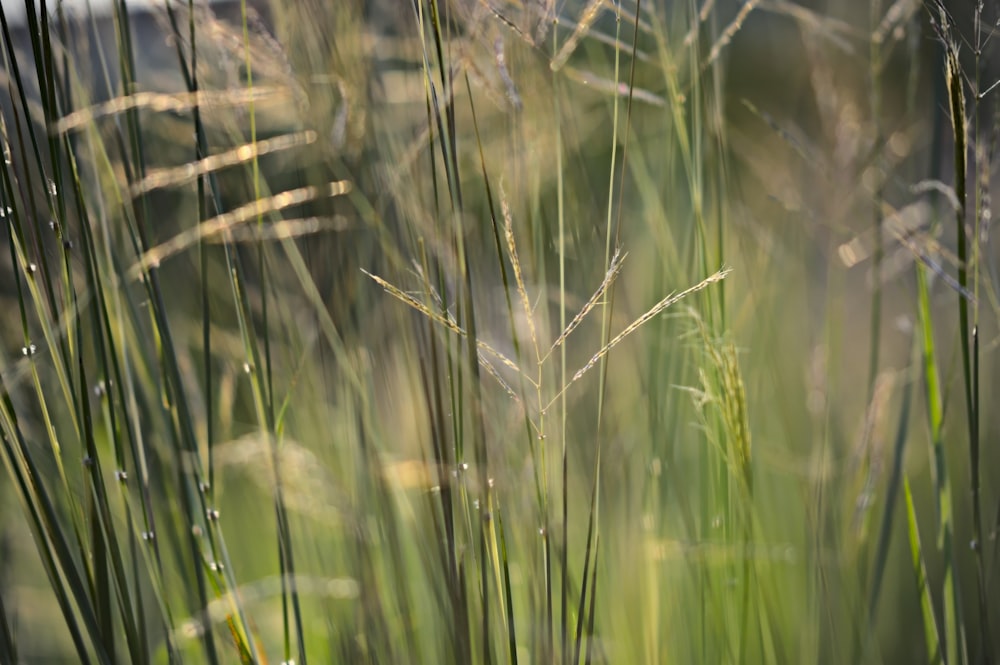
[0,0,997,662]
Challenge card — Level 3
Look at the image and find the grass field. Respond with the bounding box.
[0,0,997,662]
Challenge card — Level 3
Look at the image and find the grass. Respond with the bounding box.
[0,0,997,662]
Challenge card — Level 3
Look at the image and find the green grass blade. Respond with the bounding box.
[904,476,943,665]
[916,261,964,665]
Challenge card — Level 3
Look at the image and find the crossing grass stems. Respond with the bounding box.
[0,0,997,663]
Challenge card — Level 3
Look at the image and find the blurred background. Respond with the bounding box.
[0,0,997,662]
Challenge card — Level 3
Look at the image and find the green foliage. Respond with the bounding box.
[0,0,997,663]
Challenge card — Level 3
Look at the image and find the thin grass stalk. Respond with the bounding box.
[24,2,68,294]
[1,7,133,661]
[39,5,78,366]
[846,3,889,658]
[721,25,751,660]
[454,73,493,665]
[0,7,62,332]
[422,3,480,659]
[161,0,219,526]
[707,38,728,330]
[650,20,717,658]
[418,242,459,578]
[0,8,87,504]
[466,76,545,537]
[480,501,493,665]
[51,53,118,665]
[220,249,277,662]
[7,0,989,661]
[102,2,239,655]
[413,91,468,665]
[547,16,564,665]
[495,508,519,665]
[571,461,600,665]
[78,191,155,665]
[78,157,179,664]
[497,194,547,522]
[67,154,152,663]
[250,3,304,658]
[127,5,231,660]
[484,488,505,661]
[574,0,630,649]
[593,30,645,660]
[78,384,119,663]
[967,8,990,659]
[0,388,111,664]
[425,2,467,527]
[78,37,209,660]
[938,13,974,664]
[175,14,219,657]
[234,3,306,660]
[857,15,929,647]
[582,535,599,665]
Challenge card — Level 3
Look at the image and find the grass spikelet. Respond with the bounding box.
[550,0,608,71]
[53,87,293,134]
[500,185,539,362]
[702,0,762,72]
[362,269,526,390]
[130,181,353,275]
[543,248,626,363]
[555,266,730,403]
[131,130,317,195]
